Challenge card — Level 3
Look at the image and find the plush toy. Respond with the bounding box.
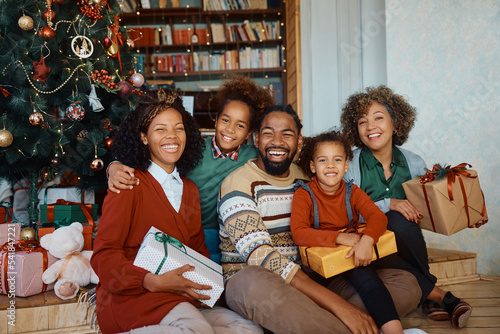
[40,222,99,300]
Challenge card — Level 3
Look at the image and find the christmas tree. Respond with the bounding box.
[0,0,143,226]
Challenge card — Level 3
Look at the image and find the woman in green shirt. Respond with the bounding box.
[341,85,486,329]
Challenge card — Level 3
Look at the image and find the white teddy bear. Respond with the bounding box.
[40,222,99,300]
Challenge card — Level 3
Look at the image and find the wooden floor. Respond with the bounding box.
[401,275,500,333]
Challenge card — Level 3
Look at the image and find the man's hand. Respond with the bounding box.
[390,198,422,223]
[333,299,379,334]
[143,264,212,302]
[336,232,361,247]
[346,235,374,267]
[108,162,139,194]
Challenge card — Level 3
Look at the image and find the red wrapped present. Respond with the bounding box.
[0,241,57,297]
[0,201,14,223]
[402,163,488,235]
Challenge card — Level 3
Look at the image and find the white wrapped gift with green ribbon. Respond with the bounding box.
[133,226,224,307]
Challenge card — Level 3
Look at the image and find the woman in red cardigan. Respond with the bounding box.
[91,89,262,334]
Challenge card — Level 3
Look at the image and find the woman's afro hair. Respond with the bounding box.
[340,85,417,148]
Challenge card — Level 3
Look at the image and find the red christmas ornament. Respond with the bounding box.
[104,137,113,150]
[42,9,56,21]
[38,26,56,39]
[33,56,51,84]
[103,36,113,49]
[65,102,86,121]
[118,81,133,99]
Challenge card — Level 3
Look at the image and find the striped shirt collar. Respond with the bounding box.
[211,136,240,161]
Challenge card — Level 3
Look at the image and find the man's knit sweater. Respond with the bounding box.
[218,159,309,283]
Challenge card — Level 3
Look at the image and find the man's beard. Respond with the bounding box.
[259,146,296,176]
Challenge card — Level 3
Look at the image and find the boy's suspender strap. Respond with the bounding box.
[345,180,354,226]
[294,179,354,230]
[294,180,320,229]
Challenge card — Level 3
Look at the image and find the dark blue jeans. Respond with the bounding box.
[384,210,437,304]
[344,266,399,328]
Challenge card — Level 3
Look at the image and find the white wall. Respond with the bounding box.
[300,0,387,136]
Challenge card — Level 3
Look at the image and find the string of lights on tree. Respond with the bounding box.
[0,0,145,226]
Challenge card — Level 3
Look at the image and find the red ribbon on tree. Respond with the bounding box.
[0,86,11,97]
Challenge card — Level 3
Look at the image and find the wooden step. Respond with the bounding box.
[0,289,96,333]
[428,248,480,286]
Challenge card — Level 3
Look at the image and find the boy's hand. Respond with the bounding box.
[390,198,422,223]
[346,235,374,267]
[108,162,139,194]
[336,232,361,247]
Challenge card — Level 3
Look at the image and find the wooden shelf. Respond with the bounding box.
[133,39,283,53]
[146,67,285,78]
[120,8,282,25]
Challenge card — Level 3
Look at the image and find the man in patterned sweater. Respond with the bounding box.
[217,105,421,334]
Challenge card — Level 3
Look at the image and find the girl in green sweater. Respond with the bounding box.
[108,76,275,263]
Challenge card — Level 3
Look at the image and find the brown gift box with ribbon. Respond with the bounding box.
[299,226,398,278]
[402,163,488,236]
[0,241,57,297]
[37,200,97,250]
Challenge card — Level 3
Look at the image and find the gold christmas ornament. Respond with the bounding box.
[90,157,104,172]
[106,42,119,56]
[20,227,37,241]
[0,129,14,147]
[29,112,44,126]
[18,15,34,31]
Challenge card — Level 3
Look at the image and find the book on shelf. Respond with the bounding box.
[248,0,267,9]
[210,23,225,43]
[243,20,257,41]
[127,27,156,46]
[162,24,173,45]
[140,0,151,9]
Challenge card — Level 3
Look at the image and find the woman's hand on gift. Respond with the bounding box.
[336,232,361,247]
[346,235,374,267]
[390,198,422,223]
[107,162,140,194]
[469,218,488,229]
[143,264,212,302]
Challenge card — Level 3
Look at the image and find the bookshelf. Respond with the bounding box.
[119,0,294,129]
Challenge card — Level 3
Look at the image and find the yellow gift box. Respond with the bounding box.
[402,164,488,236]
[299,228,398,278]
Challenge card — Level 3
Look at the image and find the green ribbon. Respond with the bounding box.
[150,231,221,276]
[36,217,72,240]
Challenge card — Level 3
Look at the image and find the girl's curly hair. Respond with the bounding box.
[112,89,205,176]
[340,85,417,148]
[215,75,276,132]
[297,129,353,178]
